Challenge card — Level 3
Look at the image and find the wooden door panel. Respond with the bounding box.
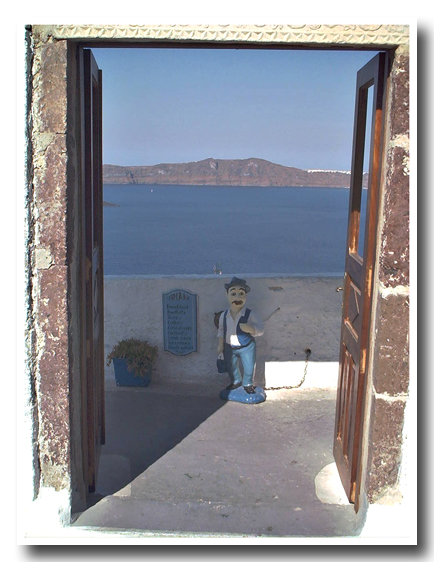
[345,255,363,286]
[345,276,363,339]
[347,280,362,334]
[81,48,105,494]
[334,52,386,510]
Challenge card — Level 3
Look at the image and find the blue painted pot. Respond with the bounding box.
[113,357,152,387]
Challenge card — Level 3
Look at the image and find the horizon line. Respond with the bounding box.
[103,156,353,174]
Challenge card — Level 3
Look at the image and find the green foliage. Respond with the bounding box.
[106,338,158,378]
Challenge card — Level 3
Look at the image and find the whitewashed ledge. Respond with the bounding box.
[39,24,409,48]
[104,274,344,391]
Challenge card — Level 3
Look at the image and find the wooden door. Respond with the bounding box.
[80,48,105,494]
[333,52,386,511]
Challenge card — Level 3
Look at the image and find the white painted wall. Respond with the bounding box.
[104,275,344,390]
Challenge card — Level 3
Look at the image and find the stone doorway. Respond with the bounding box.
[24,25,410,534]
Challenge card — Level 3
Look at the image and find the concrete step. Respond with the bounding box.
[74,493,361,537]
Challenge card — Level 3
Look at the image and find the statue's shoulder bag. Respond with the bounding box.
[217,310,229,373]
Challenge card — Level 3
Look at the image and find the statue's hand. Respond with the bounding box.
[239,322,255,334]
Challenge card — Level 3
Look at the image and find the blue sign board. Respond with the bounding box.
[163,289,198,355]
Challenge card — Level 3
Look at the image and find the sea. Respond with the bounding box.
[103,184,366,276]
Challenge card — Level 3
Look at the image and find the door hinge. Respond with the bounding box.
[360,348,366,373]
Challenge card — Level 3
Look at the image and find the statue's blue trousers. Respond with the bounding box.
[224,340,256,387]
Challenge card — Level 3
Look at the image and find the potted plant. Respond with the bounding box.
[106,338,158,387]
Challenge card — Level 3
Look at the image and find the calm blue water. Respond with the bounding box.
[103,184,356,276]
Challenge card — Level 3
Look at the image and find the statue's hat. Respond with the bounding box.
[224,277,251,293]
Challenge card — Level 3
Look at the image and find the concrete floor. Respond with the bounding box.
[73,380,366,537]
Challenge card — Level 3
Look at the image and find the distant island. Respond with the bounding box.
[103,157,367,188]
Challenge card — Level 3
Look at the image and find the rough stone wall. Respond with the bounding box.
[366,46,410,503]
[27,29,72,493]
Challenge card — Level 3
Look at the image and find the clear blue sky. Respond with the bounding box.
[93,47,378,171]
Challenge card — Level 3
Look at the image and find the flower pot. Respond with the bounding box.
[112,357,152,387]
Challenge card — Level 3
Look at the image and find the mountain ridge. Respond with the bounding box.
[103,157,364,188]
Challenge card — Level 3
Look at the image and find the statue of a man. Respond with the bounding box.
[217,277,264,394]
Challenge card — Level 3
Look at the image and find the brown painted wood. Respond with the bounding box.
[334,52,386,511]
[80,48,105,494]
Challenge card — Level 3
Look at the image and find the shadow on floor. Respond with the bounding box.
[94,388,227,497]
[76,386,366,537]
